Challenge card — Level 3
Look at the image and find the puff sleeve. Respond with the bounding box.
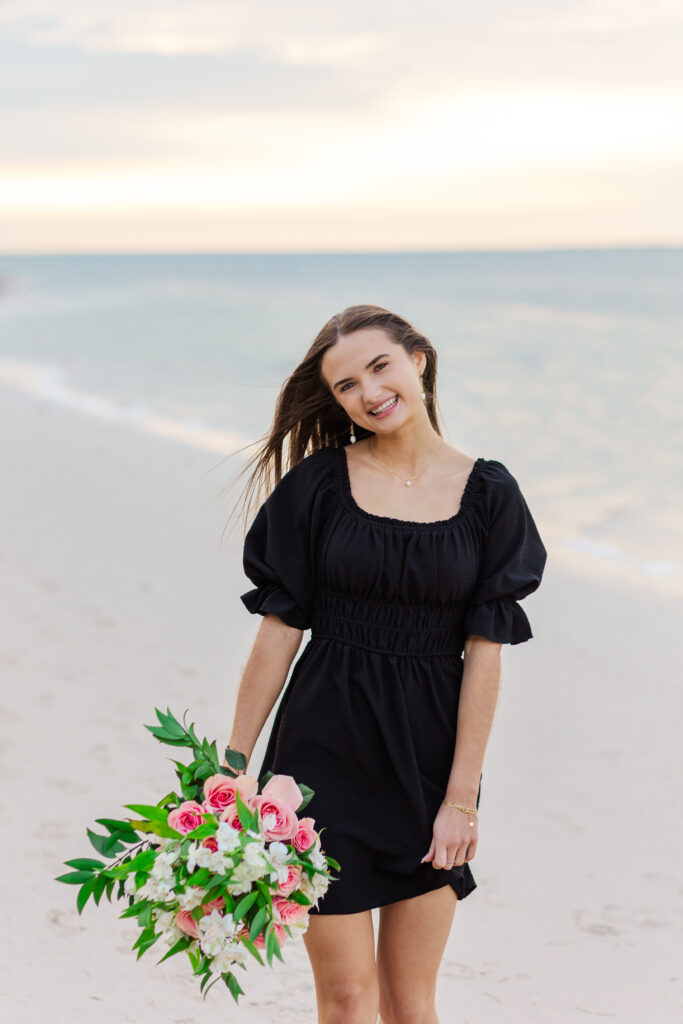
[464,461,547,645]
[239,455,321,630]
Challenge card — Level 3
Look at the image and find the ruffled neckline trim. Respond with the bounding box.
[333,445,485,530]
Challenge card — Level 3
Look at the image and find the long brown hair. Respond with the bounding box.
[220,304,446,540]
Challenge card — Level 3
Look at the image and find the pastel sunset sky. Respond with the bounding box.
[2,1,681,251]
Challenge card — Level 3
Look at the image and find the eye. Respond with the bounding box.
[340,362,388,392]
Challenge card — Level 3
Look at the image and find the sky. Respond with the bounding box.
[1,0,682,251]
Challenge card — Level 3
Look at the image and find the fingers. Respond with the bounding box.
[421,839,435,864]
[423,835,478,869]
[431,840,474,869]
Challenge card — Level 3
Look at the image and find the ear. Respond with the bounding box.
[413,351,427,376]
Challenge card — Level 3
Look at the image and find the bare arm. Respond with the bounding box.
[223,613,304,771]
[446,635,502,805]
[422,635,502,868]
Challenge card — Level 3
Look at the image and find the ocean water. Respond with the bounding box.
[1,250,681,593]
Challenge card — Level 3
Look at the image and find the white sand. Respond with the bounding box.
[1,385,680,1023]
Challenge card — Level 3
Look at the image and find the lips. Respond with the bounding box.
[369,395,398,415]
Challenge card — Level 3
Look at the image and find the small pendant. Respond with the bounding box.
[405,479,412,487]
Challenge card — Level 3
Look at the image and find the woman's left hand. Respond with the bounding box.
[421,803,478,869]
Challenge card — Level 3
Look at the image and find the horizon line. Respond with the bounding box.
[1,242,682,259]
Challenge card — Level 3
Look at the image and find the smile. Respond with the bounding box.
[369,395,398,416]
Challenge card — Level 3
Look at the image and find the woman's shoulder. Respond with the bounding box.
[477,457,520,488]
[469,456,528,519]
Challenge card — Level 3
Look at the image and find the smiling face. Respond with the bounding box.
[320,327,427,434]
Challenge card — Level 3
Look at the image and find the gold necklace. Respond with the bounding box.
[368,437,444,487]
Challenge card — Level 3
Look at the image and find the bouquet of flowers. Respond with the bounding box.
[56,708,340,1003]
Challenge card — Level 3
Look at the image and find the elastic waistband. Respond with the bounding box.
[310,587,466,658]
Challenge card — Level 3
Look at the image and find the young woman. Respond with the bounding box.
[224,304,547,1023]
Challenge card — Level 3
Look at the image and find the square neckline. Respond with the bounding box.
[335,445,485,529]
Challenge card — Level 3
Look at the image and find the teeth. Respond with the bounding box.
[370,396,397,415]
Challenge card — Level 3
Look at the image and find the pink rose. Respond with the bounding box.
[167,801,205,835]
[251,795,299,842]
[175,909,200,938]
[201,836,218,852]
[293,817,318,854]
[261,774,303,813]
[272,894,310,928]
[219,800,253,831]
[276,864,302,897]
[201,894,225,915]
[203,773,259,815]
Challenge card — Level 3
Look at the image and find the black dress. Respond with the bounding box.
[240,445,547,915]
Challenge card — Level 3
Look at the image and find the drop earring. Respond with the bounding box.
[419,374,426,400]
[349,418,357,444]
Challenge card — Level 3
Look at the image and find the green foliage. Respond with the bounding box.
[56,704,338,1003]
[225,971,246,1003]
[156,935,193,965]
[249,905,268,943]
[296,782,315,813]
[233,890,259,921]
[234,787,258,831]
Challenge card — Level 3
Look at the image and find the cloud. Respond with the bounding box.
[1,0,681,247]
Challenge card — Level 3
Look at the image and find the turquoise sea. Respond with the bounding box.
[1,249,681,593]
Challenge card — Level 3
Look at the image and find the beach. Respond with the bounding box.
[1,382,680,1023]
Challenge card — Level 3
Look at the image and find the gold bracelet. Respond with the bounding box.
[442,799,478,826]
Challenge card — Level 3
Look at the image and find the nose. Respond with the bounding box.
[362,381,384,407]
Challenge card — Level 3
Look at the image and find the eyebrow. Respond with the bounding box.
[333,354,391,390]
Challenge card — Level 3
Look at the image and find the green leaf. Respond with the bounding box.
[225,971,245,1003]
[87,828,125,857]
[92,873,108,906]
[295,782,315,813]
[265,922,276,967]
[94,818,140,842]
[234,788,257,831]
[77,876,97,912]
[122,849,157,873]
[255,879,274,915]
[123,804,170,824]
[287,889,313,906]
[155,707,187,738]
[325,856,341,871]
[132,925,155,950]
[63,857,106,871]
[233,890,259,921]
[128,819,183,839]
[144,722,187,743]
[155,791,178,808]
[186,867,210,887]
[183,822,215,841]
[55,870,95,885]
[239,934,265,967]
[249,905,268,942]
[138,903,153,929]
[156,935,193,964]
[135,934,160,960]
